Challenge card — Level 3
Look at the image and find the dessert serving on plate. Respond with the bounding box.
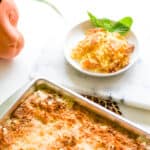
[64,12,138,77]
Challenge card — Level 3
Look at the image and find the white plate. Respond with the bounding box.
[64,20,139,77]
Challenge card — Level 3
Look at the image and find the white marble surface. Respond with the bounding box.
[0,0,150,132]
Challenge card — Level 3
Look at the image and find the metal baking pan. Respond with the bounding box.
[0,77,150,143]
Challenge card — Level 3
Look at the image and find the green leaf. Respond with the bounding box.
[87,12,133,35]
[88,12,101,27]
[111,22,129,35]
[119,16,133,28]
[99,18,114,31]
[88,12,114,31]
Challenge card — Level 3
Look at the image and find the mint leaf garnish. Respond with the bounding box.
[111,22,129,35]
[88,12,133,35]
[88,12,102,27]
[119,17,133,28]
[99,18,114,32]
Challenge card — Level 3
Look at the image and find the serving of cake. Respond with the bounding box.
[0,89,147,150]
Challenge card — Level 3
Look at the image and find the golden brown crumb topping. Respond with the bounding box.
[0,90,148,150]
